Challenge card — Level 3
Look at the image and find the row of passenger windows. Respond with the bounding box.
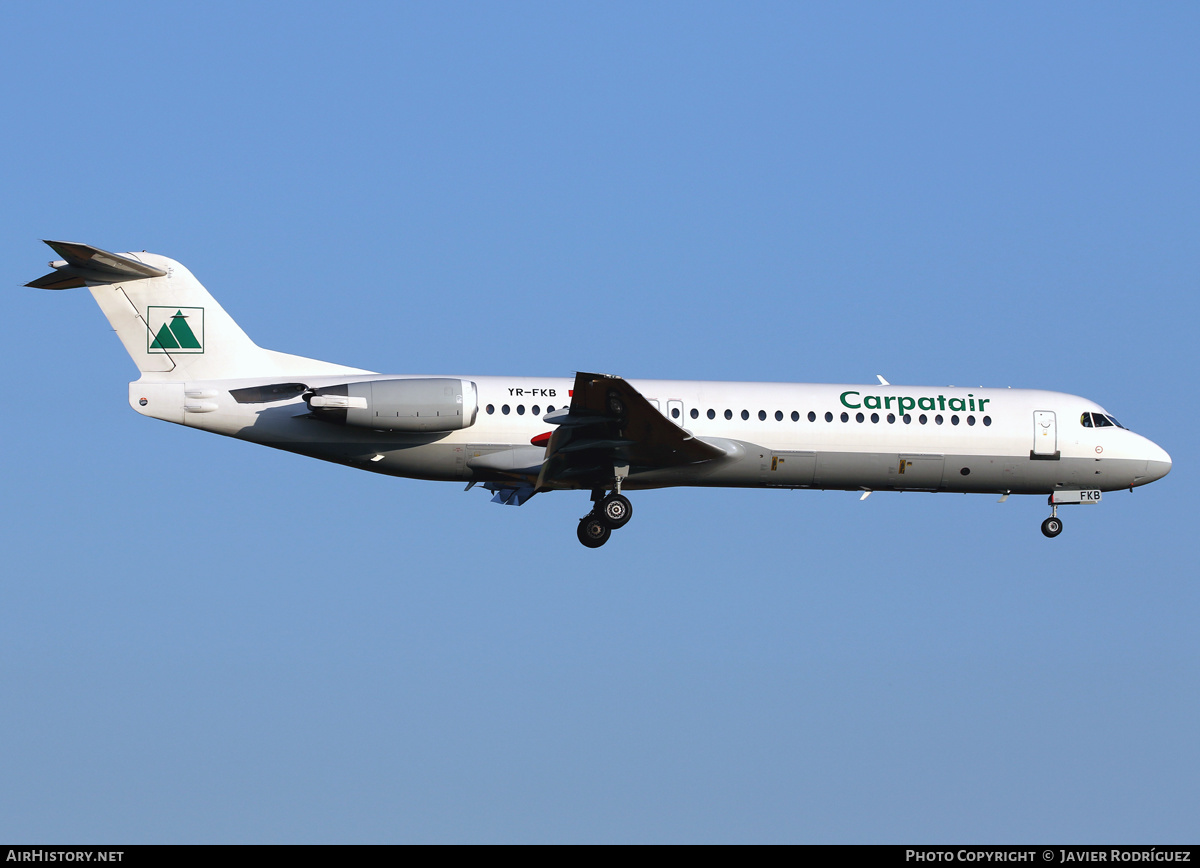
[486,404,558,416]
[485,402,991,428]
[676,407,990,426]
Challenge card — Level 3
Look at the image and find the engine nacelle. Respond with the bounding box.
[306,378,478,432]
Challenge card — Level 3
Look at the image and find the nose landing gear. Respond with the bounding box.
[1041,515,1063,538]
[1041,497,1063,538]
[576,488,634,547]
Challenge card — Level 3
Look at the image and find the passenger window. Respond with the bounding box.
[951,415,959,425]
[935,414,943,425]
[919,414,927,424]
[532,405,540,416]
[983,416,992,426]
[758,410,767,421]
[840,412,849,423]
[903,414,911,424]
[775,410,783,421]
[825,412,834,422]
[806,411,815,422]
[967,415,975,426]
[870,412,879,423]
[708,409,716,420]
[690,408,699,419]
[517,405,526,415]
[741,410,749,421]
[671,407,680,419]
[547,405,555,413]
[725,409,733,420]
[856,412,864,423]
[486,404,495,414]
[502,404,511,415]
[887,413,895,423]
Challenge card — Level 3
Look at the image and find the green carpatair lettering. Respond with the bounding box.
[833,390,994,418]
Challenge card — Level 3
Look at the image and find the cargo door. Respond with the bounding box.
[888,454,945,490]
[762,451,816,486]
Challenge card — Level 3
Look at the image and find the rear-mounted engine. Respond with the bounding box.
[306,378,478,432]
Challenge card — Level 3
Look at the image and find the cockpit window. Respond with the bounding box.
[1083,412,1125,429]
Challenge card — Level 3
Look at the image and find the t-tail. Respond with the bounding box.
[27,241,363,383]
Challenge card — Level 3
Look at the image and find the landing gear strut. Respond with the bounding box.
[1041,499,1063,538]
[576,486,635,547]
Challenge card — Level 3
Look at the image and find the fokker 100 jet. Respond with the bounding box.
[28,241,1172,547]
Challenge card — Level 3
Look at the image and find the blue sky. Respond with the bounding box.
[1,2,1196,843]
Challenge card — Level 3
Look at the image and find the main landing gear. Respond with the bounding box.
[1041,498,1063,538]
[576,488,633,548]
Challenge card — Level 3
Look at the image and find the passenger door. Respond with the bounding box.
[1033,411,1057,457]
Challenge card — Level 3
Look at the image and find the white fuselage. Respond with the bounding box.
[138,374,1172,496]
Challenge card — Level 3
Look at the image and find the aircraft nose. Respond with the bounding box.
[1142,439,1171,484]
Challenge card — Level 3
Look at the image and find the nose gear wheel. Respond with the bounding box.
[1041,516,1063,538]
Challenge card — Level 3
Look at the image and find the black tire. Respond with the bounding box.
[1041,517,1063,538]
[577,514,611,548]
[600,493,633,529]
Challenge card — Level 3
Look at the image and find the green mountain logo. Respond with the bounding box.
[147,307,204,354]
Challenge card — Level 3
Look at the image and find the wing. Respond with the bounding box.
[534,372,725,491]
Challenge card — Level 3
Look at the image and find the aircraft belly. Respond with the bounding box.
[814,451,892,490]
[229,413,467,481]
[278,439,467,481]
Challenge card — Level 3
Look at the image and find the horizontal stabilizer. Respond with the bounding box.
[26,240,166,290]
[229,383,310,404]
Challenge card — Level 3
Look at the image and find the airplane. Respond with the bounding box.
[27,240,1172,548]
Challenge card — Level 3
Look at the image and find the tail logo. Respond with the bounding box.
[147,307,204,354]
